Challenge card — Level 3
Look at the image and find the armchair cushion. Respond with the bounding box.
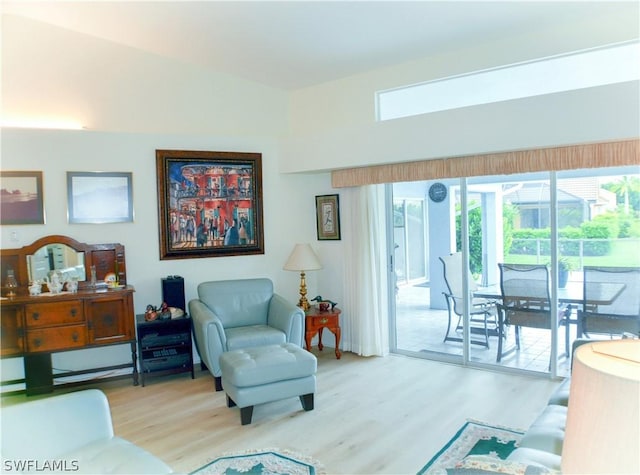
[189,278,304,383]
[1,389,172,474]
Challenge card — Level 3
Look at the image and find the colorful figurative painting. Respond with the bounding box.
[156,150,264,260]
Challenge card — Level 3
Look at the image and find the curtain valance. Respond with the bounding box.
[331,139,639,188]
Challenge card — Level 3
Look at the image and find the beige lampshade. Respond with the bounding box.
[561,339,640,474]
[283,244,322,271]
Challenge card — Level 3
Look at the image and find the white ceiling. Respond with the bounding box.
[3,1,638,90]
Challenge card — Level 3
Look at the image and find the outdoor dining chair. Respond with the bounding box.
[577,266,640,339]
[439,252,497,348]
[497,263,570,364]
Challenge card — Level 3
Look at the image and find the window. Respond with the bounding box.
[377,41,639,121]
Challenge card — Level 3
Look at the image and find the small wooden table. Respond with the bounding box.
[305,307,341,359]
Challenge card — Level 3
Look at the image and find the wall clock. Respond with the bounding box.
[428,182,448,203]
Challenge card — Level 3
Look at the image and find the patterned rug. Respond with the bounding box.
[190,448,324,475]
[417,420,524,475]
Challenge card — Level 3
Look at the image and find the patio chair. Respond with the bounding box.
[439,252,497,348]
[497,263,570,363]
[577,266,640,339]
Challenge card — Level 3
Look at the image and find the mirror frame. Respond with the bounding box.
[1,235,126,291]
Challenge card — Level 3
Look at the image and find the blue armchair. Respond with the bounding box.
[189,278,304,391]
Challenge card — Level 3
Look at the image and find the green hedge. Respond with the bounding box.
[510,222,613,257]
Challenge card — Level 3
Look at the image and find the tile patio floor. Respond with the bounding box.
[394,282,575,377]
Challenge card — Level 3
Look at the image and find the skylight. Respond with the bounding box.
[376,41,640,121]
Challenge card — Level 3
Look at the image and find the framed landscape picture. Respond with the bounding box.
[67,172,134,224]
[0,171,45,225]
[156,149,264,260]
[315,194,341,240]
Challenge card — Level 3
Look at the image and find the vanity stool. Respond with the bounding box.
[219,343,317,425]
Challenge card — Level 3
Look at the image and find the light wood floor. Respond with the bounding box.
[84,348,563,475]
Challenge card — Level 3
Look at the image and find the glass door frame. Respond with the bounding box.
[388,174,562,378]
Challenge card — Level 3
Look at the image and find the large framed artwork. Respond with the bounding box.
[315,194,341,240]
[0,171,45,225]
[67,172,134,224]
[156,149,264,260]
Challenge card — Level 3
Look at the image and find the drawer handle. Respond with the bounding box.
[33,338,42,348]
[72,332,79,342]
[70,308,77,317]
[320,318,328,324]
[31,312,40,321]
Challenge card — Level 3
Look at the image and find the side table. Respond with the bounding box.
[305,307,341,359]
[136,314,194,386]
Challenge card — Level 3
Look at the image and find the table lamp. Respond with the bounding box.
[283,243,322,311]
[561,339,640,474]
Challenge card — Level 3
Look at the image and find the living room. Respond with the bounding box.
[1,2,639,474]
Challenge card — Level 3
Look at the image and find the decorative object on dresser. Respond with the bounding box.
[155,149,264,260]
[136,313,194,386]
[305,306,342,359]
[0,235,138,396]
[283,243,323,311]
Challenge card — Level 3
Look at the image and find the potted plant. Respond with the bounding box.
[557,257,573,288]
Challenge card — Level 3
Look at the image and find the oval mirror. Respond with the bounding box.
[27,244,86,282]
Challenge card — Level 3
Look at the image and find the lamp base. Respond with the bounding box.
[298,271,310,311]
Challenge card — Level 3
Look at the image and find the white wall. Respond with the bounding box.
[282,11,640,173]
[0,128,340,379]
[2,14,289,137]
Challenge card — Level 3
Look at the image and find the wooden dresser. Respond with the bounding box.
[1,235,138,395]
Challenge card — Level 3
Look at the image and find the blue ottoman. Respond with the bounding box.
[220,343,317,425]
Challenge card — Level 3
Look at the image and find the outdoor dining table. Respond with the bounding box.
[474,280,627,356]
[474,280,626,305]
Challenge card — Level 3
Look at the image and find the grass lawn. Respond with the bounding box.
[505,238,640,268]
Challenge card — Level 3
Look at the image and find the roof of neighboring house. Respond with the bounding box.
[505,182,585,205]
[504,177,617,207]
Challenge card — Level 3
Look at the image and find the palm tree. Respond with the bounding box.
[609,176,640,215]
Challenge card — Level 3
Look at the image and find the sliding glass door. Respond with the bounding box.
[390,165,639,376]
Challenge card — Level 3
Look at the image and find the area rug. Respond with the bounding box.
[417,420,524,475]
[189,448,324,475]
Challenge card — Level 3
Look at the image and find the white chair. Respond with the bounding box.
[439,252,497,348]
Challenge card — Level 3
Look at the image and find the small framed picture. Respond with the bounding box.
[67,172,134,224]
[0,171,45,225]
[315,194,341,241]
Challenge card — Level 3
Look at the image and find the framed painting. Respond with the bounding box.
[156,149,264,260]
[67,172,134,224]
[0,171,45,225]
[315,194,341,240]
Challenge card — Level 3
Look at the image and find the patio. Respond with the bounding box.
[394,282,574,377]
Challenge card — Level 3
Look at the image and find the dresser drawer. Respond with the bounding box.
[25,301,85,327]
[26,325,87,352]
